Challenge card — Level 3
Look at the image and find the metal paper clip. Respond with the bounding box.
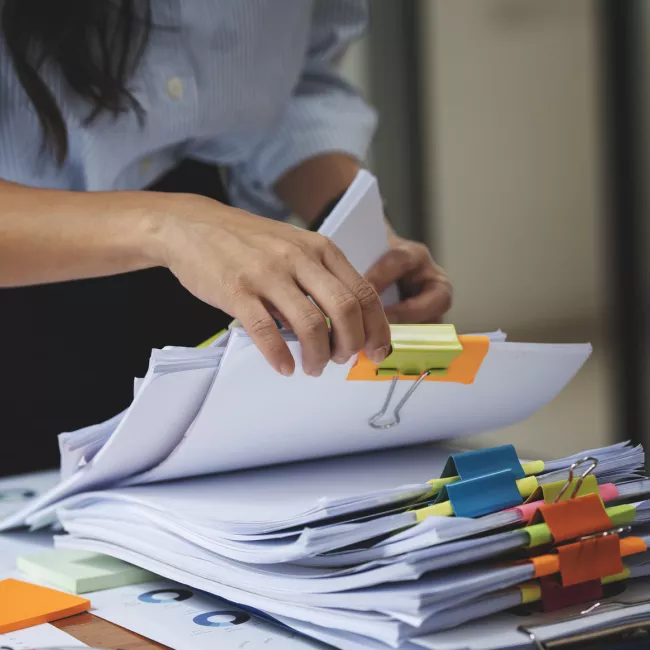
[368,370,431,430]
[552,456,599,503]
[578,525,632,543]
[516,625,548,650]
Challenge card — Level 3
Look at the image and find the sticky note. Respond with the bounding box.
[0,578,89,633]
[17,549,156,594]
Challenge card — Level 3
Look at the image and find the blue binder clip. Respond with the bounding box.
[436,445,528,518]
[441,445,526,481]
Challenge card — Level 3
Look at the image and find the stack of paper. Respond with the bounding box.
[47,442,650,649]
[2,170,623,649]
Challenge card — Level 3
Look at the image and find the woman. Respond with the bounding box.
[0,0,451,474]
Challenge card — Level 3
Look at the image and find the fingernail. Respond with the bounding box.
[332,354,350,365]
[280,363,294,377]
[309,367,323,377]
[368,345,392,364]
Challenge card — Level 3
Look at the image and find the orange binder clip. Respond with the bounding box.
[529,458,611,543]
[557,534,624,586]
[528,458,633,591]
[529,533,644,587]
[533,492,613,543]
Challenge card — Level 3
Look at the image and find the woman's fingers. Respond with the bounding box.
[321,241,391,363]
[235,298,295,376]
[264,281,331,376]
[293,258,364,365]
[384,280,451,324]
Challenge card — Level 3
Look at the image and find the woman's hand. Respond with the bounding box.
[155,194,392,377]
[366,228,452,324]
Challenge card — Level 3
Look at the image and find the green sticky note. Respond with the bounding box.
[17,549,157,594]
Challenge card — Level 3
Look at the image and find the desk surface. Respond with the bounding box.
[55,614,168,650]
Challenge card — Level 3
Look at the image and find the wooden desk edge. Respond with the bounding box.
[55,613,168,650]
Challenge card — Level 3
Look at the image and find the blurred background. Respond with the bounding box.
[339,0,649,460]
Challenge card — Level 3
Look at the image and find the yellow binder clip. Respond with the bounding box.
[369,324,463,430]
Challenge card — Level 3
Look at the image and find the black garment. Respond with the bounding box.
[0,160,232,477]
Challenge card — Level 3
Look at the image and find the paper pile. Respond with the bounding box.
[50,442,650,649]
[2,170,621,649]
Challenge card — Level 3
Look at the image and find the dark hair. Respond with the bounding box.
[1,0,152,165]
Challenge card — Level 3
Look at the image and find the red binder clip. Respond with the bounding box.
[539,576,603,612]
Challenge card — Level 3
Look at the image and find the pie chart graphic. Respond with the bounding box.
[138,588,193,603]
[193,610,250,627]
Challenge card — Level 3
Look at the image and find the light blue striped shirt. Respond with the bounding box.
[0,0,376,219]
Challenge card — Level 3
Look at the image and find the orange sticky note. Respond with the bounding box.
[0,578,90,633]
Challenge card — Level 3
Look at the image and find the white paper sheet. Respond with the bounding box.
[0,624,87,649]
[87,580,330,650]
[56,536,407,646]
[57,500,418,565]
[0,351,221,531]
[0,471,59,521]
[318,170,399,306]
[126,339,592,483]
[0,473,58,575]
[59,443,451,533]
[0,531,55,577]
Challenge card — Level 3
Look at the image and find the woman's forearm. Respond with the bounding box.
[1,150,363,289]
[0,179,170,287]
[274,153,361,225]
[0,177,392,375]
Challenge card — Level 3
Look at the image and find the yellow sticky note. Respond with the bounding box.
[0,578,90,633]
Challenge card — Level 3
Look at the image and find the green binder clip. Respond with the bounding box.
[376,324,463,377]
[370,324,463,430]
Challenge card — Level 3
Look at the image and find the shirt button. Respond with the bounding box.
[166,77,184,100]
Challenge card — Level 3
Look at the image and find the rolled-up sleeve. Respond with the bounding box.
[226,0,377,219]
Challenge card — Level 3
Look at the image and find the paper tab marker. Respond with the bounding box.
[0,578,89,634]
[17,549,157,594]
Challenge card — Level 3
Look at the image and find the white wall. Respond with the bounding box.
[419,0,603,334]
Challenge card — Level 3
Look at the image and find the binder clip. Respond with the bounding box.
[526,457,632,607]
[345,325,489,429]
[414,444,539,519]
[527,457,612,547]
[368,325,462,429]
[538,576,604,613]
[551,457,598,502]
[514,474,607,525]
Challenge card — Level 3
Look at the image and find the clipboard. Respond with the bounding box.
[518,595,650,648]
